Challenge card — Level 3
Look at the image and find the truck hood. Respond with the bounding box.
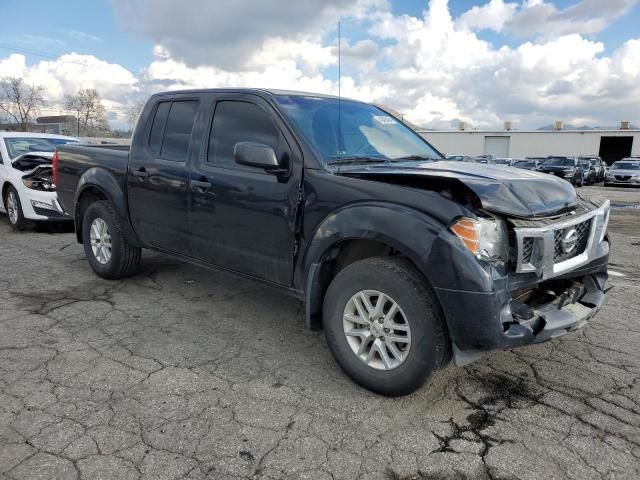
[335,161,578,218]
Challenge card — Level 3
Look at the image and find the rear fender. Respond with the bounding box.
[75,167,142,246]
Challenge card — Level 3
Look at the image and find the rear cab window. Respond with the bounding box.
[148,100,199,161]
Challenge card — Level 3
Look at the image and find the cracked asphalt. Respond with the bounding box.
[1,186,639,480]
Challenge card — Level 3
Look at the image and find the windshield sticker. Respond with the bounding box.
[373,115,398,125]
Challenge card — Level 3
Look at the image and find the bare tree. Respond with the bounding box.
[65,88,110,136]
[125,101,145,133]
[0,77,45,131]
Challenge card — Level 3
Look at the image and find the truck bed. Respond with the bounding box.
[56,143,130,216]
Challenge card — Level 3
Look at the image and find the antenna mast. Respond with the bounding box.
[338,21,342,156]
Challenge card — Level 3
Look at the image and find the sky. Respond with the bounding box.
[1,0,639,130]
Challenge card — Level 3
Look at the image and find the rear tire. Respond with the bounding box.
[82,201,141,279]
[323,257,448,396]
[4,186,30,231]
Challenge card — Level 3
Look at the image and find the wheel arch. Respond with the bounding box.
[74,168,141,246]
[299,203,446,330]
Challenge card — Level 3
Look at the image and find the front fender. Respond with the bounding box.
[298,202,447,329]
[299,202,444,287]
[298,202,497,330]
[75,167,141,246]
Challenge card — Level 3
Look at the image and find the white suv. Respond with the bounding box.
[0,132,81,230]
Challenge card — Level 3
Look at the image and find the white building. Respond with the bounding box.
[418,125,640,165]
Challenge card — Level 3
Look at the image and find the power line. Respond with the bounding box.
[0,42,125,70]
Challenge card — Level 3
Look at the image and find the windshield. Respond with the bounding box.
[612,162,640,170]
[579,161,591,169]
[275,95,441,164]
[542,157,575,166]
[4,137,80,160]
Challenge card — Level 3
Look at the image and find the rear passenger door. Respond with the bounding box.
[128,97,202,255]
[189,94,302,285]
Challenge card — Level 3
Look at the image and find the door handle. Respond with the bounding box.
[133,168,149,179]
[190,179,212,192]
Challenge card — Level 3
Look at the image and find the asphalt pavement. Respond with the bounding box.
[0,185,639,479]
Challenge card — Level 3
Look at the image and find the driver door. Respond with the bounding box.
[188,94,302,285]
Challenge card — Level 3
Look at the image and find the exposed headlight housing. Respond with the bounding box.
[594,200,610,243]
[450,217,508,262]
[22,177,55,192]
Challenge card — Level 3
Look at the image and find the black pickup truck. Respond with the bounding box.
[55,89,610,396]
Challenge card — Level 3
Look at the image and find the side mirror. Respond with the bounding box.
[234,142,280,171]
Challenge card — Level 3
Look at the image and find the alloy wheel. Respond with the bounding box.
[6,191,18,224]
[342,290,411,370]
[90,218,112,264]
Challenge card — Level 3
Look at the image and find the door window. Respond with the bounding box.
[208,101,280,168]
[148,100,198,161]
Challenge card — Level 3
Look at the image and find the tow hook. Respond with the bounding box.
[556,283,586,310]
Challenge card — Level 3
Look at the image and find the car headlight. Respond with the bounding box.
[450,217,508,262]
[22,178,55,192]
[594,200,610,243]
[563,170,575,177]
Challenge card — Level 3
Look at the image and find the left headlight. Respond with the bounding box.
[450,217,508,262]
[594,200,610,243]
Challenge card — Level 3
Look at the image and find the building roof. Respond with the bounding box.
[37,115,76,124]
[417,129,640,134]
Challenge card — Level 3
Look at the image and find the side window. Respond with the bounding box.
[161,101,199,161]
[148,102,170,155]
[208,101,279,168]
[147,100,198,161]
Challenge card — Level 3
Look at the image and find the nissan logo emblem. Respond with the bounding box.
[561,228,579,254]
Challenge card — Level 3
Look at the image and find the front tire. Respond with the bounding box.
[323,257,448,396]
[82,201,141,279]
[4,186,29,230]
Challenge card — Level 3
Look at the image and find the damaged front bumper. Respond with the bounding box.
[435,243,609,367]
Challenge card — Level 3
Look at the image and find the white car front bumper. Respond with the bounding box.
[18,188,71,221]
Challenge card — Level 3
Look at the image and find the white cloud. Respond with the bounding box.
[112,0,387,70]
[0,53,138,126]
[505,0,638,38]
[65,30,103,42]
[456,0,518,32]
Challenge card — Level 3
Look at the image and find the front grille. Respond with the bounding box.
[553,219,592,263]
[615,175,631,182]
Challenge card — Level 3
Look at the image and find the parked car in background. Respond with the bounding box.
[536,156,584,187]
[491,158,514,166]
[604,159,640,186]
[446,155,474,162]
[579,156,605,182]
[474,154,495,163]
[0,132,80,229]
[514,159,540,170]
[55,88,610,396]
[579,160,597,185]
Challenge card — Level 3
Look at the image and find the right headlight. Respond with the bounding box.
[450,217,508,262]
